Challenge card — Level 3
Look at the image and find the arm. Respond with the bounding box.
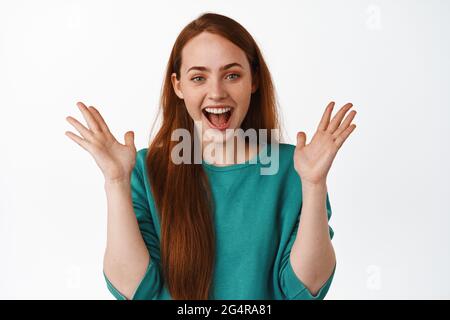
[103,178,150,300]
[289,182,336,296]
[291,101,356,296]
[65,101,151,299]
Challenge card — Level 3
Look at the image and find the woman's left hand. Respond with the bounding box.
[294,101,357,187]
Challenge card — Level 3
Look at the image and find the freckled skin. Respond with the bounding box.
[171,32,258,159]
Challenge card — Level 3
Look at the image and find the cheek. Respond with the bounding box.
[182,93,203,120]
[231,84,252,114]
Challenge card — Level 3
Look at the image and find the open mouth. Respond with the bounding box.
[202,106,234,130]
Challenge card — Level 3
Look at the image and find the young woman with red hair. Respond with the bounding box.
[65,12,356,300]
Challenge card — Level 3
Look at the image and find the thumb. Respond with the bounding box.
[296,131,306,148]
[124,131,135,148]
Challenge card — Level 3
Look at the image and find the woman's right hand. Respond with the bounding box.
[65,101,137,183]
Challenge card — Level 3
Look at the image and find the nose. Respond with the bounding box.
[207,78,228,101]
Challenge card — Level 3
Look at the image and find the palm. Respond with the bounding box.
[294,101,357,186]
[92,139,136,181]
[294,131,336,184]
[65,102,137,182]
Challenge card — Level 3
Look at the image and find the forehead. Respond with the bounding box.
[181,32,249,72]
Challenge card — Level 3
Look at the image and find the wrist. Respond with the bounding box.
[104,176,131,187]
[301,180,327,193]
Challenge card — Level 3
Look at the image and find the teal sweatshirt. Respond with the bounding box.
[104,143,335,300]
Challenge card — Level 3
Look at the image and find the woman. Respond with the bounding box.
[65,12,357,300]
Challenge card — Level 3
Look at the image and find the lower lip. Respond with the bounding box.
[203,111,233,131]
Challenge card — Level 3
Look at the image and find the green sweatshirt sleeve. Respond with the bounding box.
[279,192,336,300]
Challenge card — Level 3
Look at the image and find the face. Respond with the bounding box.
[171,32,258,144]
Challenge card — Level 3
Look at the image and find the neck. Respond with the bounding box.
[202,135,258,166]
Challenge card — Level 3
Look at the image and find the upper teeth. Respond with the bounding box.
[204,107,231,114]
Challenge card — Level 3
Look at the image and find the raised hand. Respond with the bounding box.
[294,101,357,187]
[65,102,137,183]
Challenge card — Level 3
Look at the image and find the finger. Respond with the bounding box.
[88,106,111,133]
[66,116,95,141]
[76,102,101,133]
[326,102,353,134]
[317,101,335,131]
[334,124,356,149]
[296,131,306,148]
[65,130,93,153]
[124,131,135,148]
[333,110,357,139]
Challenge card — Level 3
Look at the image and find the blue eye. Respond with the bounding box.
[227,73,240,80]
[190,74,240,82]
[191,76,205,82]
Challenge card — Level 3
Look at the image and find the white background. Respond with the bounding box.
[1,0,449,299]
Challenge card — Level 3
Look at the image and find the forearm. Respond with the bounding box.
[103,179,150,299]
[290,182,336,296]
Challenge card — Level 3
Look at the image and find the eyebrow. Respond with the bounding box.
[186,62,243,74]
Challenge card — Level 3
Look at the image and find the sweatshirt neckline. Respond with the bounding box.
[202,144,269,172]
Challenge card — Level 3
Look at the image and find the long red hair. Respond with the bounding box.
[146,12,281,299]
